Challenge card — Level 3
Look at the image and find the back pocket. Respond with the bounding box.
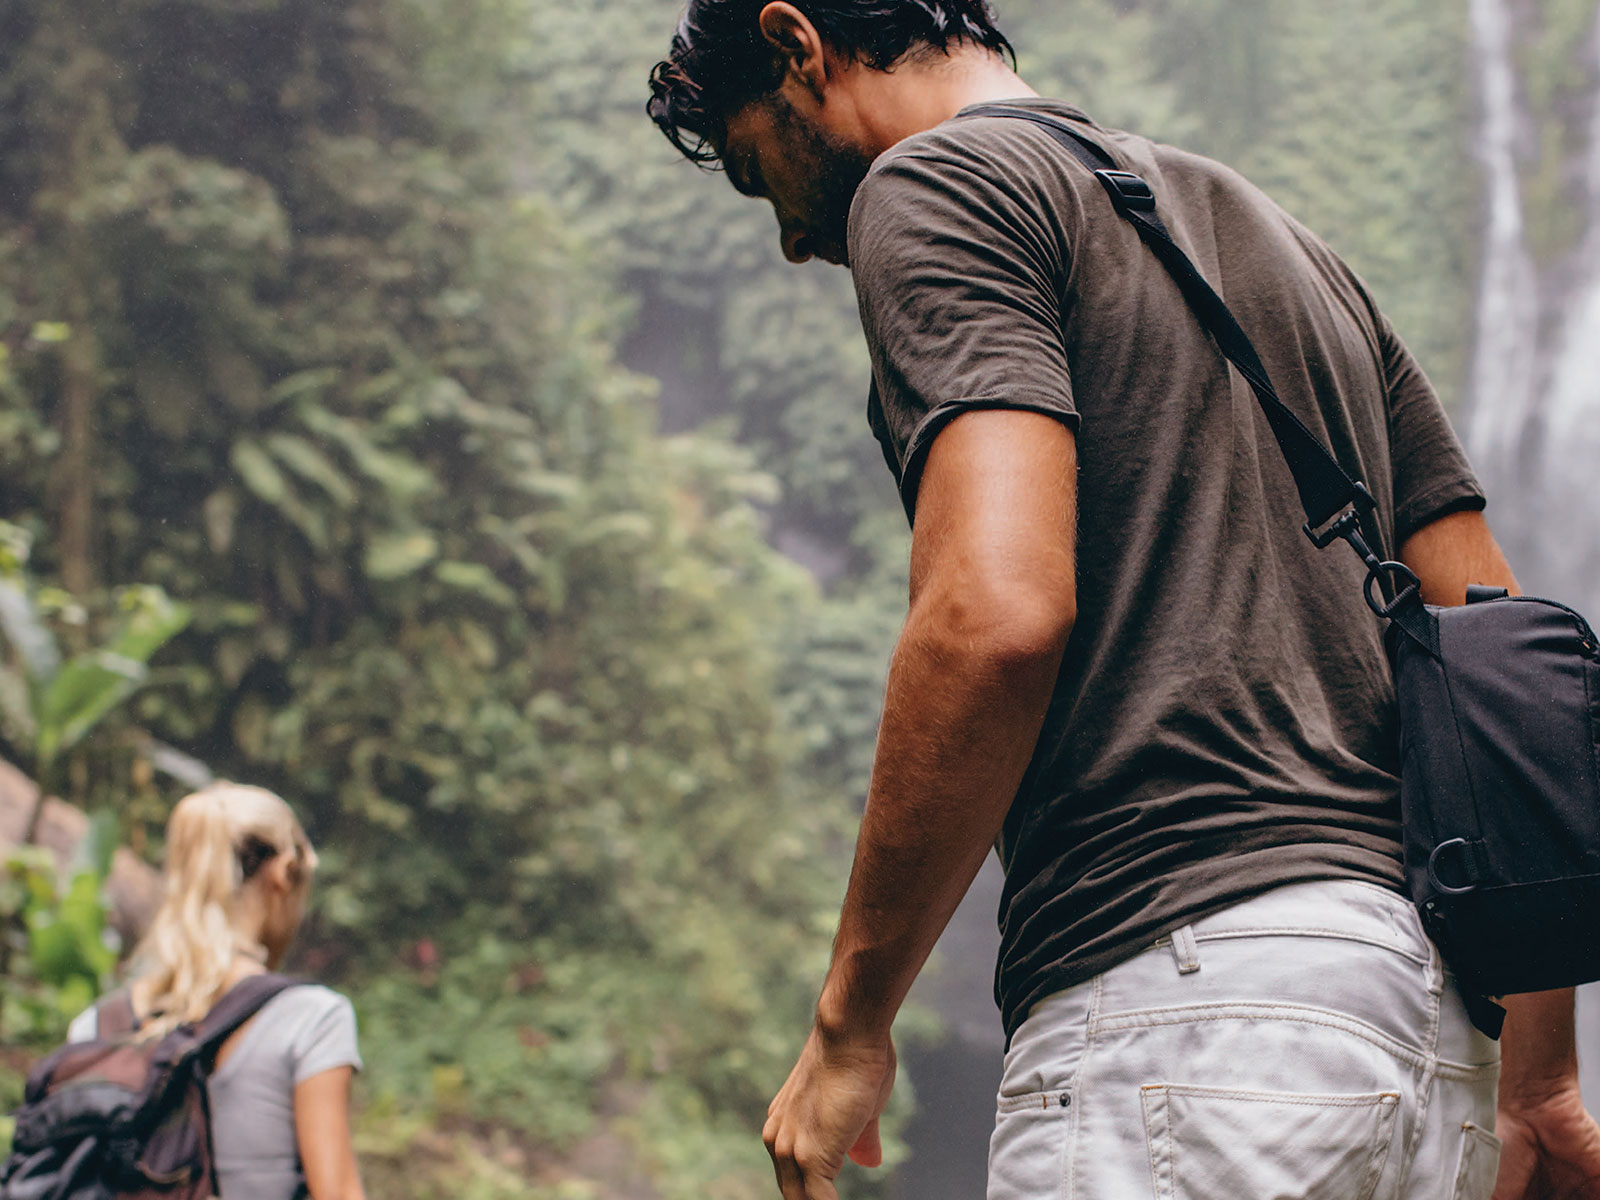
[1451,1122,1501,1200]
[1142,1083,1399,1200]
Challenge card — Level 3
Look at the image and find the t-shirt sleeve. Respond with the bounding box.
[290,989,363,1084]
[67,1005,98,1043]
[849,149,1078,520]
[1377,311,1486,542]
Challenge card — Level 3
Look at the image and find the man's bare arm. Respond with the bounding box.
[819,409,1076,1037]
[1401,508,1600,1200]
[1398,506,1519,605]
[762,409,1076,1199]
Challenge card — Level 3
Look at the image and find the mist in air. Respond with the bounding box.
[0,1,1595,1197]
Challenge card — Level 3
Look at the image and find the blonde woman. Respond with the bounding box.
[68,783,366,1200]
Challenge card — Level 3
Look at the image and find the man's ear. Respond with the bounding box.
[757,2,829,101]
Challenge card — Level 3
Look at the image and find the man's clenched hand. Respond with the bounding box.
[1494,1085,1600,1200]
[763,1024,897,1199]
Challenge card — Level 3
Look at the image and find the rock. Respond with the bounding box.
[0,758,163,945]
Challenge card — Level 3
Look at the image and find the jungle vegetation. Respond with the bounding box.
[0,0,1578,1194]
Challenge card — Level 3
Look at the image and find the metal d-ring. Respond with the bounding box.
[1364,560,1423,618]
[1427,838,1481,896]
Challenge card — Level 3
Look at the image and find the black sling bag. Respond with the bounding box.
[967,105,1600,1037]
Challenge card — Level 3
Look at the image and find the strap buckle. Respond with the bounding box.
[1301,481,1377,549]
[1093,169,1156,214]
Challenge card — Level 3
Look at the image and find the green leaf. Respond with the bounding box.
[0,661,36,744]
[35,589,189,764]
[433,562,516,607]
[517,472,583,503]
[0,579,62,687]
[27,917,89,985]
[60,870,108,953]
[0,519,31,575]
[266,367,342,406]
[299,407,434,500]
[267,433,359,508]
[580,512,654,547]
[109,586,193,663]
[365,530,440,581]
[230,440,330,548]
[30,321,71,344]
[72,810,119,882]
[231,439,293,505]
[35,652,146,766]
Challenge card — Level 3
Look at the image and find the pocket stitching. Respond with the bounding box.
[1155,1083,1399,1109]
[1452,1121,1503,1200]
[1141,1084,1400,1200]
[1092,1001,1431,1070]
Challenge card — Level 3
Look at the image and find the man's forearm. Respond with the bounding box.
[1500,989,1582,1106]
[815,594,1067,1041]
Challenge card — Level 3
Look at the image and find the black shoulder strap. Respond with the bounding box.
[195,973,304,1055]
[963,104,1440,656]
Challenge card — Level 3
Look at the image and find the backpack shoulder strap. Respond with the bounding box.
[195,973,305,1055]
[93,988,139,1039]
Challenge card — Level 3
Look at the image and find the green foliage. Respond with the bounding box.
[0,522,190,781]
[0,0,882,1192]
[0,811,119,1047]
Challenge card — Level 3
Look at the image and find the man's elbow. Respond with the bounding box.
[911,576,1076,677]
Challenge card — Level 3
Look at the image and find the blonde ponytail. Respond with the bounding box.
[130,783,313,1036]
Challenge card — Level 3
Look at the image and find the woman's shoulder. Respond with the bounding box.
[261,980,350,1012]
[254,981,357,1034]
[209,980,362,1083]
[258,981,362,1079]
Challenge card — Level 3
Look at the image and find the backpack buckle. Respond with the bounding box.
[1094,169,1157,214]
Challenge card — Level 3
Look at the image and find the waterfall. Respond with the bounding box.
[1466,0,1600,612]
[1465,0,1541,469]
[1540,15,1600,508]
[1466,0,1600,1113]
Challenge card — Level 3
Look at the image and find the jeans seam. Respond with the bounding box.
[1401,943,1447,1179]
[1063,974,1104,1200]
[1092,1001,1433,1071]
[1192,926,1431,966]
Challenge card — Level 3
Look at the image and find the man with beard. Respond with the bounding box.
[647,4,1600,1198]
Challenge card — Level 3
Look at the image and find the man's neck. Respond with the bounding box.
[850,47,1039,155]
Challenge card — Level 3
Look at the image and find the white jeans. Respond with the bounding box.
[987,880,1501,1199]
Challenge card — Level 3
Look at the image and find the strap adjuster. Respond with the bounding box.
[1093,169,1156,214]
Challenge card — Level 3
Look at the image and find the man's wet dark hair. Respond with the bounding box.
[648,0,1014,166]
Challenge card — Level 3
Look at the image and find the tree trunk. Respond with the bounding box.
[56,320,96,599]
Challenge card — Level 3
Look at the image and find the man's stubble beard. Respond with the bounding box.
[770,92,875,265]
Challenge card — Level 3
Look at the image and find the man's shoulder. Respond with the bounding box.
[848,100,1097,255]
[853,99,1233,223]
[865,99,1093,183]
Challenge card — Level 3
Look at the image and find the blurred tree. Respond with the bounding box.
[0,0,889,1194]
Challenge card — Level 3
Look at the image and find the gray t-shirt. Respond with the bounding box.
[847,99,1485,1041]
[70,984,362,1200]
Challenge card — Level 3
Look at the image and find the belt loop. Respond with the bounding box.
[1170,925,1201,975]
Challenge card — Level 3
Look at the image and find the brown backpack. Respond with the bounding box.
[2,974,300,1200]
